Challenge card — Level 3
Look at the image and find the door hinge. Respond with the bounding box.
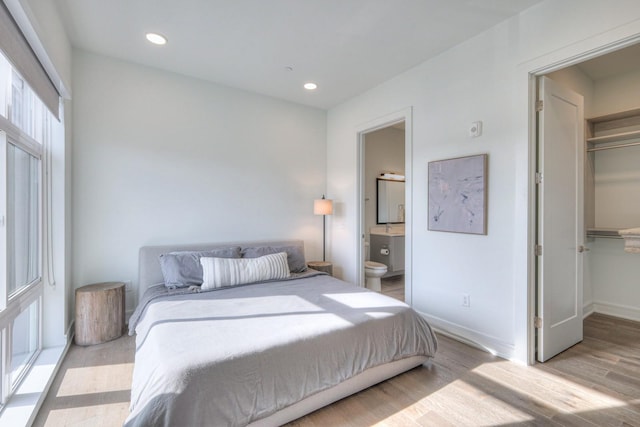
[536,100,543,112]
[534,316,542,329]
[535,172,543,184]
[0,215,4,227]
[535,244,542,256]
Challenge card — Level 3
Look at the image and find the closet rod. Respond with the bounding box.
[587,141,640,152]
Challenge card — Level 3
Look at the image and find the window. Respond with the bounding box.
[0,50,54,406]
[7,142,40,296]
[10,298,39,388]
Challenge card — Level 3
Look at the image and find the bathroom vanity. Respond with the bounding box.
[369,231,405,277]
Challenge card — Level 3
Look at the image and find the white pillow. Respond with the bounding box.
[200,252,290,290]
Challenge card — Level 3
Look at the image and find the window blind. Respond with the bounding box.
[0,1,59,119]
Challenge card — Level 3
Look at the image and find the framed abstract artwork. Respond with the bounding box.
[428,154,488,235]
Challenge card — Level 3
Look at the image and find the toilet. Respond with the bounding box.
[364,261,387,292]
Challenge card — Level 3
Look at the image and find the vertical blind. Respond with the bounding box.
[0,1,59,119]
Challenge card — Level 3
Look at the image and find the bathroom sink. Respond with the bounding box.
[370,224,405,237]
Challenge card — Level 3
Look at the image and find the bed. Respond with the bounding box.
[125,240,437,427]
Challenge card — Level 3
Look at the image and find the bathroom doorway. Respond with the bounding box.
[357,108,412,304]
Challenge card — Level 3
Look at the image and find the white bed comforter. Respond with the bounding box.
[125,273,437,427]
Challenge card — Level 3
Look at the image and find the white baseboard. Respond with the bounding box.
[583,302,595,319]
[591,301,640,322]
[415,310,515,361]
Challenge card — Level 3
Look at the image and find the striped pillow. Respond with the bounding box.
[200,252,290,290]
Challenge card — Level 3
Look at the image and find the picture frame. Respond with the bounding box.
[428,154,488,235]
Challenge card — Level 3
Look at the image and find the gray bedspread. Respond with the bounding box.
[125,273,437,427]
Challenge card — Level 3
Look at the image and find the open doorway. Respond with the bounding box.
[357,108,412,304]
[364,123,405,300]
[533,42,640,362]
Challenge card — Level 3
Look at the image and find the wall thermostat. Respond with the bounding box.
[469,121,483,137]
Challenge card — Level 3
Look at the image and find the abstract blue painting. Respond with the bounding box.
[428,154,487,235]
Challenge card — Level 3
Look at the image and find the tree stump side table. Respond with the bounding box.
[75,282,125,346]
[307,261,333,276]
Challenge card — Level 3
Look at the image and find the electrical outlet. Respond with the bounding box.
[123,280,132,292]
[462,294,470,307]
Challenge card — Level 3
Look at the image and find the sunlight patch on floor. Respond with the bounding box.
[472,360,628,412]
[436,378,536,425]
[373,377,536,426]
[57,363,133,397]
[44,403,130,426]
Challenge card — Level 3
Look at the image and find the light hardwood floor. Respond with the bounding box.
[34,313,640,426]
[381,275,404,301]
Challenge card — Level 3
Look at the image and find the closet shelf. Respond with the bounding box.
[586,227,623,239]
[586,108,640,151]
[587,140,640,152]
[586,130,640,145]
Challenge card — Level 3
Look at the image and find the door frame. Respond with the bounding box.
[527,36,640,365]
[356,107,413,303]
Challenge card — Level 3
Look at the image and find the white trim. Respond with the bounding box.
[0,131,6,312]
[526,73,537,366]
[355,108,413,302]
[592,302,640,323]
[525,34,640,366]
[417,310,517,363]
[583,301,595,319]
[0,115,42,160]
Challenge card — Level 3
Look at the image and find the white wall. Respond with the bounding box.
[326,0,640,363]
[593,69,640,116]
[72,50,327,313]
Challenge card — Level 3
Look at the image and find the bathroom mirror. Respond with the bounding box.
[377,178,405,224]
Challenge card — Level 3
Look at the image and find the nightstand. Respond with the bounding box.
[75,282,125,346]
[307,261,333,276]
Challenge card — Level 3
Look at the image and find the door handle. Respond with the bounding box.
[577,245,590,253]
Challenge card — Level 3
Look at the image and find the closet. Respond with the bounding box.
[547,43,640,324]
[586,108,640,238]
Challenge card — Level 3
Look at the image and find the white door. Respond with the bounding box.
[536,76,584,362]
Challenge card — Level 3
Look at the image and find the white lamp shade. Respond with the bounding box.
[314,198,333,215]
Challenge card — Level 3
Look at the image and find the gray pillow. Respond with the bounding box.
[241,244,306,273]
[159,247,241,288]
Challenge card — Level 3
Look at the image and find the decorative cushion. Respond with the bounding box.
[159,247,241,288]
[241,244,307,273]
[200,252,290,290]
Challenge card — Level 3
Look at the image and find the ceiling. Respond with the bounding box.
[55,0,543,110]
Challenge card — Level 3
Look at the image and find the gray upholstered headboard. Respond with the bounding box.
[138,240,305,302]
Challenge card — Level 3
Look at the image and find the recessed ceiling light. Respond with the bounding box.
[146,32,167,45]
[304,82,317,90]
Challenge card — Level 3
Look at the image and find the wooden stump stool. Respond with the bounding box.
[75,282,125,346]
[307,261,333,276]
